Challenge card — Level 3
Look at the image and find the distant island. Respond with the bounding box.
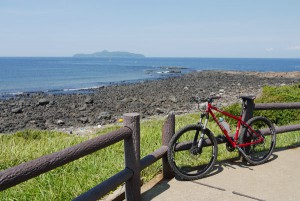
[73,50,145,58]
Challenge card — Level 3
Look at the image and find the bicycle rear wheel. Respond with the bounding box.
[167,125,218,180]
[239,116,276,165]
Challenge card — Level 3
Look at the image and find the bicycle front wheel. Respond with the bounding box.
[239,116,276,165]
[167,125,218,180]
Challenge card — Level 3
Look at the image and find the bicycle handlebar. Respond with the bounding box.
[191,96,221,103]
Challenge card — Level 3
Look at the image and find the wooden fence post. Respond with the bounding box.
[241,98,255,157]
[242,99,255,122]
[162,112,175,179]
[123,113,141,201]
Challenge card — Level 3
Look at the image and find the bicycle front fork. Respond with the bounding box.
[197,113,209,148]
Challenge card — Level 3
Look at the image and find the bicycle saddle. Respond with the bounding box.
[239,95,256,100]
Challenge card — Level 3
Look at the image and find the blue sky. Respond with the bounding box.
[0,0,300,58]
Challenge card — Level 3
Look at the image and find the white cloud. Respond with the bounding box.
[287,45,300,50]
[265,48,274,51]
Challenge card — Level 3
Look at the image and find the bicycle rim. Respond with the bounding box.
[241,117,276,164]
[168,125,217,180]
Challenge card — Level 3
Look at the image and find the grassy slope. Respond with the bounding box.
[1,83,300,200]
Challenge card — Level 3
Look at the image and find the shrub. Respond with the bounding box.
[254,83,300,125]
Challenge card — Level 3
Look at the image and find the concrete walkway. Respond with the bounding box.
[141,147,300,201]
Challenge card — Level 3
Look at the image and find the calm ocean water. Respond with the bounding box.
[0,57,300,97]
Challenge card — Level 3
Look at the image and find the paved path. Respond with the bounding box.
[141,147,300,201]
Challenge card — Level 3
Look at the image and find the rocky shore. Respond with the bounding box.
[0,70,299,134]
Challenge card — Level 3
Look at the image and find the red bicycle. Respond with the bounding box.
[167,96,276,180]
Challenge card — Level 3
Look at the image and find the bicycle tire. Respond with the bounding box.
[167,124,218,180]
[239,116,276,165]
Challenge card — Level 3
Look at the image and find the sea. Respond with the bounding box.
[0,57,300,98]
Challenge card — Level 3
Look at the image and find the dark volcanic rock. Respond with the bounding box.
[11,107,23,114]
[79,117,89,124]
[38,98,50,106]
[78,104,87,111]
[84,97,93,104]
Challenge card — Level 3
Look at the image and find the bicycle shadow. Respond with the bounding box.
[174,152,279,182]
[222,152,278,169]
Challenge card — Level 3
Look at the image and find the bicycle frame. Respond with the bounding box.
[200,102,264,148]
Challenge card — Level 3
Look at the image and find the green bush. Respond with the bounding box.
[254,83,300,125]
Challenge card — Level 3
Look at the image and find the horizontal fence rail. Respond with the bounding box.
[255,102,300,110]
[253,102,300,137]
[0,127,132,191]
[141,146,169,170]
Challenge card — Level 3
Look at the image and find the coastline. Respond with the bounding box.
[0,70,299,134]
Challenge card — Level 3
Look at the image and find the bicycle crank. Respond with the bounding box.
[226,143,235,152]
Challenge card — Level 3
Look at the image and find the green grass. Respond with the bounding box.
[1,83,300,200]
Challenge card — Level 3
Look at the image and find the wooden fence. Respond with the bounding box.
[0,113,175,201]
[0,100,300,200]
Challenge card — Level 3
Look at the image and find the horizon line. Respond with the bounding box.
[0,56,300,59]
